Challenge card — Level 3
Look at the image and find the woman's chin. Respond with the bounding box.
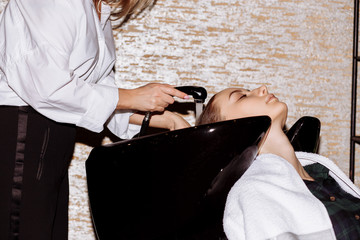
[269,106,288,128]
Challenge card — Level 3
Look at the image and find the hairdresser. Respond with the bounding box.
[0,0,190,239]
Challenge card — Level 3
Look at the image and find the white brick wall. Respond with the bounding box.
[1,0,357,238]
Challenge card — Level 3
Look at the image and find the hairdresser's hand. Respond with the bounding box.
[117,83,188,112]
[130,111,190,131]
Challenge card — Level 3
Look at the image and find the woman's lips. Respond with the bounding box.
[266,94,278,103]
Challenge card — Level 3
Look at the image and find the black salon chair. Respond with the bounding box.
[85,115,320,240]
[285,116,320,153]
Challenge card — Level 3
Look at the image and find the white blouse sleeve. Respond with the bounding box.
[99,72,141,139]
[5,46,118,133]
[0,0,139,137]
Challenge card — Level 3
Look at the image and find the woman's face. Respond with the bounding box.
[213,85,288,127]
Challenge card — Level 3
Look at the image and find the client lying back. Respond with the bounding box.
[197,85,360,240]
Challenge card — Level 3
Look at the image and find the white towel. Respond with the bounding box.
[223,153,339,240]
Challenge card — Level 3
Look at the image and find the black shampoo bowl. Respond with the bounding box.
[86,116,271,239]
[85,115,320,240]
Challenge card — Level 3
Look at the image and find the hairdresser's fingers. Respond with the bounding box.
[147,95,170,112]
[117,83,186,112]
[159,84,189,100]
[158,91,177,105]
[142,84,175,111]
[139,83,190,111]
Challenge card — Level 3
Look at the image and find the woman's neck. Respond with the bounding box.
[259,122,314,181]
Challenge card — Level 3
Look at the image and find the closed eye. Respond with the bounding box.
[229,89,248,102]
[237,94,246,101]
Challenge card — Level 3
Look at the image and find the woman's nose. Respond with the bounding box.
[254,85,268,96]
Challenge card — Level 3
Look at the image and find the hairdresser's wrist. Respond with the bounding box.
[129,111,176,130]
[117,88,134,110]
[130,111,190,131]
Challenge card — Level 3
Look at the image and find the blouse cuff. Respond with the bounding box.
[76,84,118,133]
[106,110,141,139]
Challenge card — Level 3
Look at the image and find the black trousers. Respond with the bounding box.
[0,106,76,240]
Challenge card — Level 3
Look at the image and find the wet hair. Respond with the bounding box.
[196,94,225,125]
[106,0,154,27]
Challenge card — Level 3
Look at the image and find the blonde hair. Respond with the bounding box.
[196,94,225,126]
[106,0,154,27]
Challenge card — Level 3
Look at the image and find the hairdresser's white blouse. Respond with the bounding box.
[0,0,140,138]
